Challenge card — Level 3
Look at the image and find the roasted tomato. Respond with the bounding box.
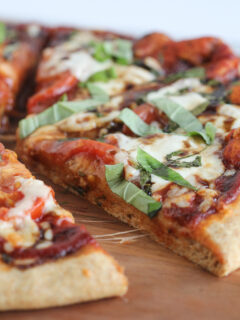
[27,71,78,114]
[223,128,240,168]
[229,84,240,105]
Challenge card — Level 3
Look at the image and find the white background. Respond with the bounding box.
[1,0,240,47]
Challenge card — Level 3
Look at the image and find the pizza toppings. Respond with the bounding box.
[105,163,162,218]
[0,22,6,44]
[0,144,98,269]
[16,30,240,230]
[0,215,97,269]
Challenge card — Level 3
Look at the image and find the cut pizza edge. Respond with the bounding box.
[0,143,127,311]
[0,248,127,311]
[16,135,240,277]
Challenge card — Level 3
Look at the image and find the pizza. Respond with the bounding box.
[0,142,127,310]
[16,29,240,278]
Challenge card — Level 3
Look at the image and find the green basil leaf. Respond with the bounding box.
[204,122,216,143]
[92,42,111,62]
[139,167,152,195]
[137,148,197,191]
[59,93,68,102]
[191,101,209,116]
[86,83,109,102]
[149,97,215,144]
[119,108,161,137]
[150,97,203,132]
[165,150,202,168]
[103,39,133,64]
[163,67,206,84]
[187,122,216,145]
[0,22,6,44]
[80,67,117,87]
[105,163,161,218]
[19,95,109,139]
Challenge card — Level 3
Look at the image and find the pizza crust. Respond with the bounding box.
[0,245,127,310]
[17,139,240,277]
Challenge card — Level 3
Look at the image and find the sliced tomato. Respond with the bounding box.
[27,72,78,114]
[35,139,118,165]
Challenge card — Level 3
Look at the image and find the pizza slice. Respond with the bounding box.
[0,22,47,131]
[26,27,157,114]
[0,142,127,310]
[17,34,240,277]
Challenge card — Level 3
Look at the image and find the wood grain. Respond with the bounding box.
[1,136,240,320]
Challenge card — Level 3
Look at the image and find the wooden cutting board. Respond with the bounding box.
[1,135,240,320]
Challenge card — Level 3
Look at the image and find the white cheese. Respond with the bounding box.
[0,178,57,248]
[42,50,112,82]
[8,178,56,218]
[57,110,119,132]
[95,65,155,96]
[112,132,224,192]
[218,104,240,129]
[147,78,204,101]
[170,92,207,111]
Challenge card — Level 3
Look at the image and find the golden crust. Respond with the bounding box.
[0,143,127,310]
[0,245,127,310]
[16,132,240,277]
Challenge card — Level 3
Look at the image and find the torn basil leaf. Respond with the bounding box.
[119,108,161,137]
[139,167,152,195]
[165,150,202,168]
[137,148,197,191]
[80,67,117,87]
[87,83,109,102]
[187,122,216,145]
[191,101,209,116]
[203,122,216,144]
[163,67,206,84]
[103,39,133,65]
[19,92,109,138]
[92,39,133,65]
[149,97,216,144]
[0,22,6,44]
[105,163,161,218]
[92,42,111,62]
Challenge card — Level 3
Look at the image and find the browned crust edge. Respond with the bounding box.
[17,139,230,277]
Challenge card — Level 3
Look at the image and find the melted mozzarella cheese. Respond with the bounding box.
[0,178,57,248]
[57,110,119,132]
[43,50,112,82]
[96,65,155,95]
[146,78,208,111]
[8,178,56,218]
[147,78,205,100]
[170,92,207,111]
[218,104,240,129]
[112,133,224,192]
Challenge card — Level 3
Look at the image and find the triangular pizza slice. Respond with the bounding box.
[0,142,127,310]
